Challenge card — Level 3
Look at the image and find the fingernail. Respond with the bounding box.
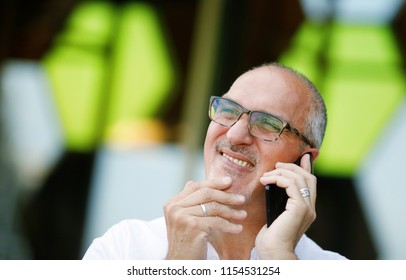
[222,176,232,184]
[236,194,245,202]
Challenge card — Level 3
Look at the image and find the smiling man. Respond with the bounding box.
[83,62,346,260]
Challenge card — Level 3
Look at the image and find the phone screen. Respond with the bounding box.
[265,184,288,227]
[265,153,312,227]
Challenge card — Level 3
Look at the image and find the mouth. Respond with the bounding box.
[221,151,254,168]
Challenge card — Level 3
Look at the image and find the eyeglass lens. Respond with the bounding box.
[209,97,284,142]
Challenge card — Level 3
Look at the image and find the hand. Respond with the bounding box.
[256,153,316,259]
[164,176,247,259]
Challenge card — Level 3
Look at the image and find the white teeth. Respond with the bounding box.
[222,153,253,168]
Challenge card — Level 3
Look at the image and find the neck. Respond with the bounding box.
[209,215,264,260]
[209,187,267,259]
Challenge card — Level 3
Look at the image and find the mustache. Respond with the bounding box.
[215,139,258,166]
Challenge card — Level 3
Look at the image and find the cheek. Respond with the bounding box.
[203,124,215,157]
[255,144,284,174]
[204,123,226,152]
[203,123,225,170]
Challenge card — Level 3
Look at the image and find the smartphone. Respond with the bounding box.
[265,153,313,227]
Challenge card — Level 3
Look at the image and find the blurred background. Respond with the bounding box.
[1,0,406,260]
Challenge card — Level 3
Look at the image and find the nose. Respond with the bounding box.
[226,114,254,145]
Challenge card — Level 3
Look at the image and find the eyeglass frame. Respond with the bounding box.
[208,96,313,147]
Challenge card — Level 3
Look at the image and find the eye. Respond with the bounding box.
[252,113,282,133]
[219,106,240,120]
[214,99,242,119]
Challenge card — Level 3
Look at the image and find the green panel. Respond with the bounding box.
[43,1,176,150]
[316,75,405,176]
[316,24,405,176]
[43,2,115,151]
[59,1,117,47]
[279,20,406,176]
[106,2,176,126]
[279,21,326,85]
[327,24,401,64]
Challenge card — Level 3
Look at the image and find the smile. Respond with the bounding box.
[222,152,254,168]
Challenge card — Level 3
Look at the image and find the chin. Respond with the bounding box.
[229,179,256,199]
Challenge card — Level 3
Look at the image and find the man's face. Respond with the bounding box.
[203,67,311,202]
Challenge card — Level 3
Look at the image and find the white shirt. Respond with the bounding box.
[83,217,347,260]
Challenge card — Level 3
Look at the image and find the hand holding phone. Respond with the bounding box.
[265,153,313,227]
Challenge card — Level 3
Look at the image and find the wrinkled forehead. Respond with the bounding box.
[224,66,311,125]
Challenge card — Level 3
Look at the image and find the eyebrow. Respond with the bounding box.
[221,95,290,124]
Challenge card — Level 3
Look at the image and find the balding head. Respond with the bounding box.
[248,63,327,149]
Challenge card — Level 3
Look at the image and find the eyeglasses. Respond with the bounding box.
[208,96,312,147]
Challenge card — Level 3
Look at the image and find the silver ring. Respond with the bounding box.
[200,203,208,217]
[300,187,310,198]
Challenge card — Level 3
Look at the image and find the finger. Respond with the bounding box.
[261,168,307,190]
[274,161,310,177]
[263,164,317,205]
[195,202,247,220]
[260,174,312,205]
[172,177,233,202]
[182,187,246,208]
[299,153,312,174]
[168,207,244,234]
[199,216,244,234]
[196,176,233,190]
[299,187,311,200]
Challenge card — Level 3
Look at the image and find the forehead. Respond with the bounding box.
[224,67,311,124]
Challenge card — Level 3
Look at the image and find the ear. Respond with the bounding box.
[305,148,319,162]
[298,151,315,174]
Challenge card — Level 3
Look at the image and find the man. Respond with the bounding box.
[83,62,346,260]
